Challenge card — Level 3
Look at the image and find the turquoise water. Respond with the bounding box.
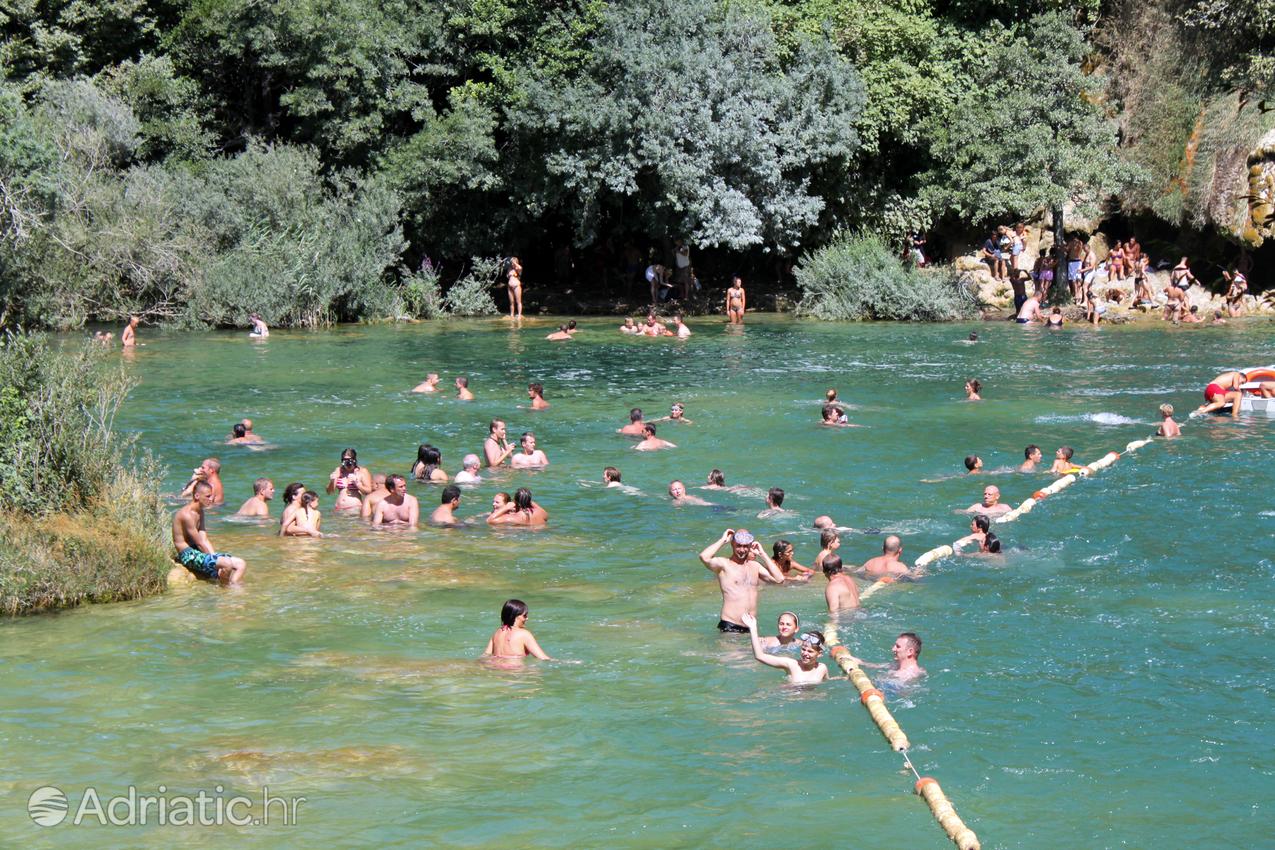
[2,316,1273,849]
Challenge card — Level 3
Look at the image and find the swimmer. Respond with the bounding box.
[360,473,390,519]
[372,474,420,527]
[703,469,727,490]
[771,540,814,581]
[485,491,512,520]
[412,373,440,393]
[431,485,463,525]
[121,315,139,347]
[482,599,551,660]
[277,482,305,534]
[455,454,483,484]
[821,404,854,426]
[669,480,712,506]
[1046,306,1063,328]
[1157,403,1181,438]
[1020,444,1042,472]
[964,379,982,401]
[1048,446,1078,475]
[229,418,264,444]
[486,487,548,526]
[412,443,449,483]
[633,423,675,451]
[1195,370,1246,419]
[327,448,371,511]
[618,407,646,436]
[227,422,254,444]
[528,382,549,410]
[173,481,246,584]
[842,633,926,683]
[248,312,269,337]
[603,466,623,488]
[858,535,913,579]
[964,484,1012,516]
[511,431,549,468]
[813,515,835,531]
[757,487,790,519]
[483,420,515,468]
[967,332,978,342]
[651,402,692,424]
[822,554,860,612]
[235,478,274,517]
[964,455,983,474]
[741,612,830,685]
[814,528,840,571]
[954,514,1002,554]
[620,317,638,334]
[455,376,474,401]
[546,324,573,341]
[759,610,803,649]
[281,490,324,537]
[180,458,224,505]
[698,528,786,632]
[671,314,691,338]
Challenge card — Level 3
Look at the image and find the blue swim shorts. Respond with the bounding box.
[178,547,229,580]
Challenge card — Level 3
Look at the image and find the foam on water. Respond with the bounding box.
[1033,412,1144,425]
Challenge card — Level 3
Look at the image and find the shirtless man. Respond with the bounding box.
[412,373,440,393]
[822,554,860,613]
[372,474,419,527]
[545,324,573,341]
[741,612,830,685]
[671,315,691,338]
[431,485,462,525]
[697,529,785,632]
[633,423,675,451]
[859,536,913,579]
[1196,370,1246,419]
[238,419,263,443]
[603,466,623,487]
[121,315,140,347]
[821,404,854,426]
[486,487,548,526]
[1020,444,1042,472]
[455,376,474,400]
[965,484,1012,517]
[1016,293,1044,324]
[1157,403,1181,438]
[757,487,789,519]
[173,481,246,584]
[511,431,549,467]
[227,423,253,444]
[360,473,390,519]
[483,419,515,468]
[528,383,549,410]
[669,480,711,506]
[180,458,225,505]
[843,633,926,683]
[235,478,274,517]
[619,408,646,436]
[454,455,482,484]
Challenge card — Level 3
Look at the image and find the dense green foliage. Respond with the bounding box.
[794,232,976,320]
[0,333,170,614]
[0,0,1267,328]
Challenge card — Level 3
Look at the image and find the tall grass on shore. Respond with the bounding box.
[0,333,170,616]
[794,232,978,321]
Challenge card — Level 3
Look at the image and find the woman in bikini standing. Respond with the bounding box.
[725,276,746,324]
[507,257,524,320]
[482,599,552,660]
[327,448,372,512]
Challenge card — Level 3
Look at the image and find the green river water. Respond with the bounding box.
[2,316,1273,849]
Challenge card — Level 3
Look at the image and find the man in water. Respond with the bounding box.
[455,454,483,483]
[412,373,440,393]
[173,481,246,584]
[1196,370,1246,419]
[965,485,1012,517]
[235,478,274,517]
[545,324,573,341]
[813,515,836,531]
[634,423,675,451]
[1157,403,1181,438]
[1016,293,1043,323]
[757,487,789,519]
[845,633,926,683]
[483,419,515,468]
[360,473,389,519]
[455,376,474,401]
[431,485,462,525]
[604,467,623,487]
[372,474,419,527]
[821,404,853,426]
[180,458,225,505]
[697,528,785,632]
[859,536,913,579]
[618,407,646,436]
[964,455,983,474]
[511,431,549,467]
[669,480,711,505]
[121,315,140,347]
[1020,445,1042,472]
[740,612,830,685]
[227,423,254,444]
[822,554,860,612]
[238,419,263,443]
[651,402,692,424]
[528,382,549,410]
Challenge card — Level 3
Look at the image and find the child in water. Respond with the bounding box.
[1049,446,1079,474]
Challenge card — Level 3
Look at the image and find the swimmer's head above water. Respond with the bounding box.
[707,469,725,487]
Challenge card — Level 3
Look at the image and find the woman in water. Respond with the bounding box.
[964,379,982,401]
[486,487,548,526]
[725,276,746,324]
[327,448,372,511]
[953,514,1000,554]
[248,313,269,337]
[759,611,803,650]
[506,256,524,319]
[703,469,727,489]
[281,487,323,537]
[771,540,814,581]
[277,482,305,536]
[482,599,552,660]
[411,444,449,483]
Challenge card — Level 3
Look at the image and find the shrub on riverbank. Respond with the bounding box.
[0,334,170,615]
[794,232,978,321]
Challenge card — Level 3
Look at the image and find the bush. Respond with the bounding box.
[442,256,502,316]
[0,333,171,615]
[400,262,445,319]
[794,232,978,321]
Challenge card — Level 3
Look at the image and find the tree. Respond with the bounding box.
[511,0,865,251]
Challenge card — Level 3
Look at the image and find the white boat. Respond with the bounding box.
[1239,366,1275,416]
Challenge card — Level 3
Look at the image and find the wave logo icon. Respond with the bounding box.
[28,786,69,827]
